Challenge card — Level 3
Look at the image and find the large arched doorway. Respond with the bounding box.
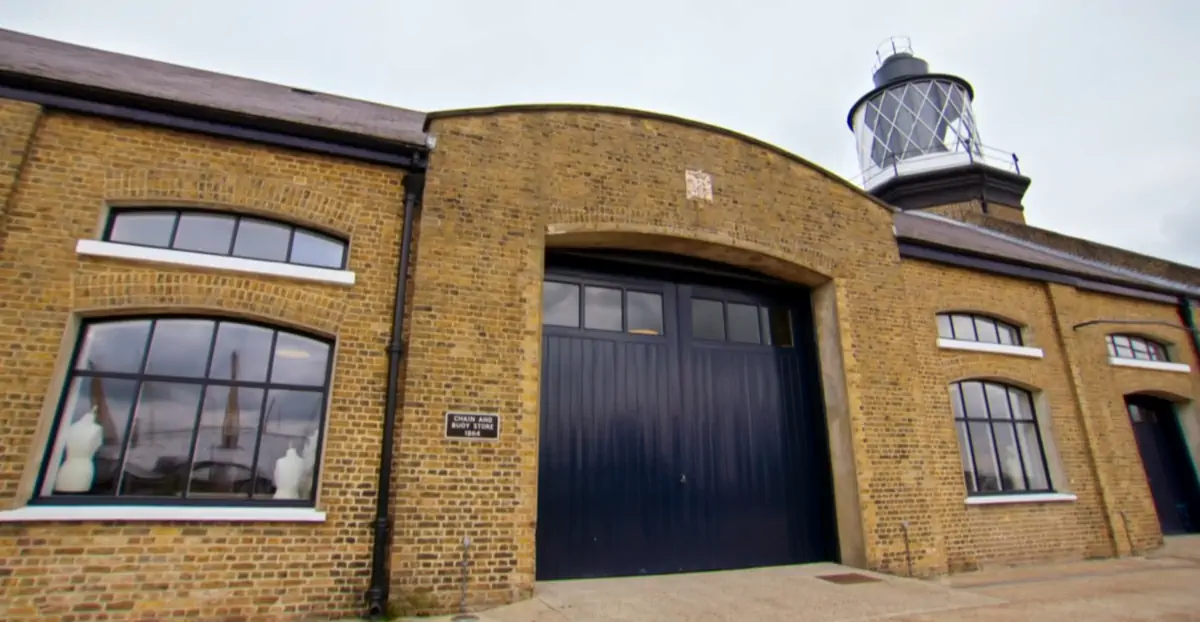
[1125,394,1200,534]
[535,250,838,580]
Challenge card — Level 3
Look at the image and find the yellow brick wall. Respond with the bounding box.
[902,258,1200,570]
[0,104,410,621]
[924,199,1025,225]
[404,107,949,609]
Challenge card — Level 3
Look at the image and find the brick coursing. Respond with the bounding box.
[0,98,1196,621]
[0,104,409,621]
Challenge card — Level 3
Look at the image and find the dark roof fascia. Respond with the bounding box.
[0,71,428,171]
[897,239,1181,305]
[871,163,1031,211]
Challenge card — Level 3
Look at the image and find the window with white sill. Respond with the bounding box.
[34,316,331,507]
[1106,334,1170,362]
[950,380,1055,496]
[104,207,348,270]
[936,312,1023,346]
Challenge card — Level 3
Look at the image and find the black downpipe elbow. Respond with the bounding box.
[365,172,424,618]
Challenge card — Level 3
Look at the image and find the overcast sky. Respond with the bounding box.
[3,1,1198,267]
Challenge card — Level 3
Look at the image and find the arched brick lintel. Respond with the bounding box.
[71,271,345,337]
[544,223,838,286]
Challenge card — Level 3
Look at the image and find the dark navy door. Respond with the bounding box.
[1127,396,1200,535]
[536,255,835,581]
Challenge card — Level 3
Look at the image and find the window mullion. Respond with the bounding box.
[1006,387,1031,490]
[980,383,1005,491]
[247,331,281,499]
[111,319,161,496]
[955,386,982,493]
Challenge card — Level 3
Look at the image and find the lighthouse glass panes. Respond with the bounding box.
[35,316,333,505]
[852,79,982,190]
[950,380,1052,494]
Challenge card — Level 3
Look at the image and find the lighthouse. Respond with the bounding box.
[847,37,1031,221]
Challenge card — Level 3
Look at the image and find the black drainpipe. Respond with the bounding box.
[365,171,425,618]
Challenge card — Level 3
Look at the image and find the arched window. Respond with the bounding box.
[35,316,333,505]
[937,312,1022,346]
[1106,334,1169,362]
[104,208,347,269]
[950,380,1052,495]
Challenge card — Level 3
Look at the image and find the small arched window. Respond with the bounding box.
[937,312,1022,346]
[35,316,333,505]
[950,380,1052,495]
[1106,334,1170,362]
[104,208,348,269]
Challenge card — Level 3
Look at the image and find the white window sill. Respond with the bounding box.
[1108,357,1191,374]
[965,492,1077,506]
[937,338,1045,359]
[0,505,326,523]
[76,239,355,286]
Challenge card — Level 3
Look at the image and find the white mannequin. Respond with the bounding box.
[54,407,104,493]
[272,447,304,500]
[299,428,319,498]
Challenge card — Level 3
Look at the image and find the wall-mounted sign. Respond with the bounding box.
[444,411,500,440]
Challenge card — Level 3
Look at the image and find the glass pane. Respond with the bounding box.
[949,384,965,419]
[108,211,176,247]
[994,423,1027,491]
[208,322,274,382]
[76,319,153,374]
[692,299,725,341]
[626,292,663,335]
[1128,403,1143,423]
[143,319,216,378]
[232,219,291,262]
[1106,337,1117,357]
[936,315,953,339]
[984,383,1012,419]
[956,421,976,493]
[763,307,794,347]
[727,303,761,344]
[543,282,579,328]
[969,421,1001,492]
[1131,339,1149,360]
[118,382,203,498]
[270,332,331,387]
[584,286,622,331]
[959,381,987,419]
[997,325,1019,346]
[1016,422,1050,490]
[951,315,976,341]
[172,213,236,254]
[290,229,345,268]
[1148,343,1167,361]
[974,318,999,343]
[186,385,265,498]
[254,389,324,499]
[1007,389,1035,421]
[41,377,138,497]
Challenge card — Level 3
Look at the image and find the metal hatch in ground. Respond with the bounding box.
[535,251,838,581]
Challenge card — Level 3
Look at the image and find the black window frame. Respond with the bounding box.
[950,380,1055,496]
[936,312,1023,346]
[31,314,335,508]
[541,277,670,340]
[103,207,350,270]
[1106,334,1170,362]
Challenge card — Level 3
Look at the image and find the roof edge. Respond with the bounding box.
[426,103,897,214]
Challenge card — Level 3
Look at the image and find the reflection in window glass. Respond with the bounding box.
[1106,334,1169,362]
[290,230,345,268]
[936,315,953,340]
[938,313,1023,346]
[626,292,663,335]
[37,318,333,505]
[144,319,215,378]
[103,209,349,270]
[974,317,1000,343]
[543,282,579,327]
[584,287,622,331]
[950,315,977,341]
[108,212,176,247]
[233,219,291,262]
[172,213,236,255]
[951,380,1052,496]
[692,299,725,341]
[727,303,761,344]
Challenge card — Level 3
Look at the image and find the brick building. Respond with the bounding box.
[0,29,1198,621]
